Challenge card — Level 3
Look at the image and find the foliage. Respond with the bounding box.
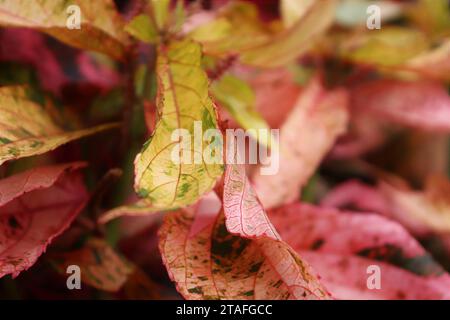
[0,0,449,300]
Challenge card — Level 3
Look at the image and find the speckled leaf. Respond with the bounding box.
[253,77,349,209]
[223,157,279,239]
[239,0,337,68]
[51,238,134,292]
[0,86,119,165]
[0,163,88,278]
[158,197,331,300]
[134,40,223,210]
[0,0,128,60]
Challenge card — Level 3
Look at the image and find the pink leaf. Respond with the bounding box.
[223,162,280,240]
[0,162,88,278]
[269,202,450,299]
[300,252,450,300]
[351,79,450,132]
[253,76,349,208]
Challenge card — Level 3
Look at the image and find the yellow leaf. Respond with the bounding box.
[280,0,314,28]
[192,2,270,56]
[340,27,429,67]
[211,74,272,148]
[134,40,224,210]
[407,0,450,38]
[125,14,158,43]
[240,0,337,68]
[0,86,119,165]
[188,17,232,43]
[0,0,129,60]
[150,0,170,31]
[98,199,159,224]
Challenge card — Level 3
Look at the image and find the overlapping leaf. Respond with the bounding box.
[0,0,128,60]
[134,40,223,210]
[159,196,331,300]
[190,0,337,68]
[0,162,88,278]
[0,86,118,165]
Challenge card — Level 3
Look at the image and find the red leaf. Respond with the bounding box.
[351,79,450,132]
[0,162,88,278]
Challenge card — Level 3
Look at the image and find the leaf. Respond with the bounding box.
[340,27,429,67]
[121,267,161,299]
[407,0,450,37]
[252,76,349,209]
[269,203,450,299]
[380,176,450,234]
[301,252,450,300]
[150,0,170,31]
[191,2,270,56]
[134,40,223,210]
[211,74,272,148]
[158,197,331,300]
[270,203,447,276]
[250,68,301,128]
[0,0,129,60]
[124,14,158,44]
[223,159,280,240]
[403,40,450,81]
[322,176,450,235]
[239,0,337,68]
[98,199,158,224]
[51,238,134,292]
[188,18,232,43]
[350,79,450,132]
[0,162,88,278]
[280,0,314,28]
[0,86,119,165]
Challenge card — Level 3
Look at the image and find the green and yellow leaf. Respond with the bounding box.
[125,14,158,44]
[0,86,118,165]
[211,74,272,148]
[134,40,224,210]
[340,27,429,67]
